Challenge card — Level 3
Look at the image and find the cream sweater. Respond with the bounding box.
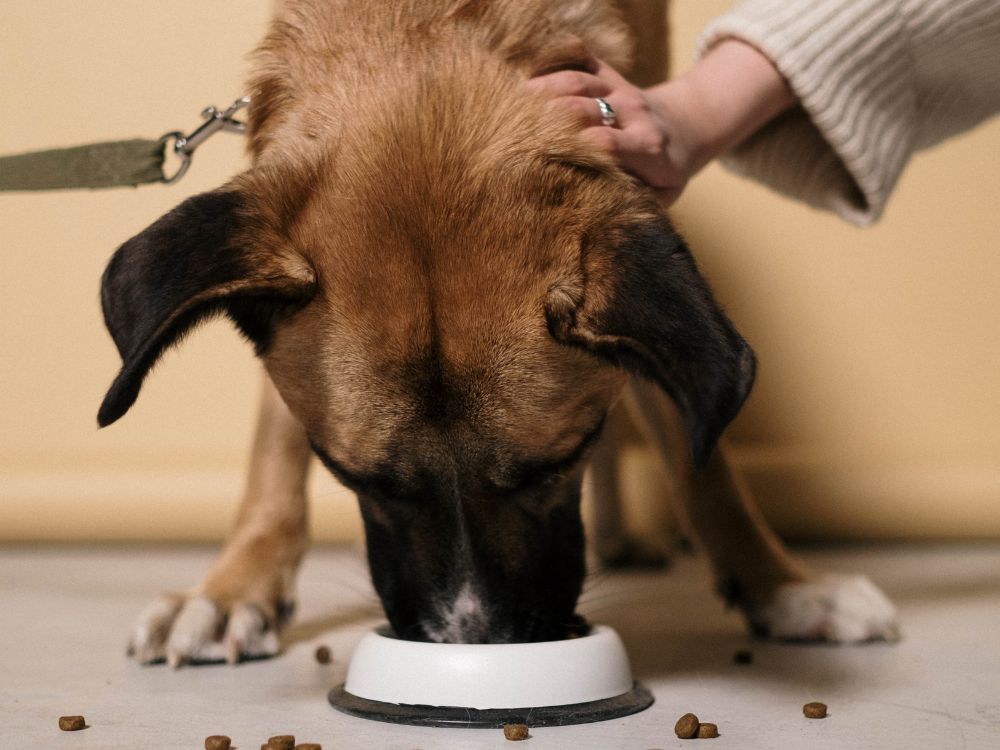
[696,0,1000,226]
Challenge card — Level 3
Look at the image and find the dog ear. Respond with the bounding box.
[545,209,756,469]
[98,187,315,427]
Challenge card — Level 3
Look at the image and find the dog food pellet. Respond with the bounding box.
[503,723,530,741]
[268,735,296,750]
[674,713,700,739]
[58,716,86,731]
[295,745,322,750]
[803,702,828,719]
[733,649,753,665]
[697,723,719,738]
[314,645,332,664]
[204,736,231,750]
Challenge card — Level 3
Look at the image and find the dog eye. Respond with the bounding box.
[494,416,607,495]
[493,467,567,496]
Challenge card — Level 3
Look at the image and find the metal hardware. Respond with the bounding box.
[160,95,250,184]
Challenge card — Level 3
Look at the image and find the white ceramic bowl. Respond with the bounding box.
[342,624,635,710]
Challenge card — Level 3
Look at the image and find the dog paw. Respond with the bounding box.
[749,574,900,644]
[597,534,671,569]
[127,592,287,666]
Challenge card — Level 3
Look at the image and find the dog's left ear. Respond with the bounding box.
[546,208,756,469]
[98,186,315,427]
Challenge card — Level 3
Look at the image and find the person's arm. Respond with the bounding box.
[530,0,1000,224]
[696,0,1000,225]
[645,39,796,185]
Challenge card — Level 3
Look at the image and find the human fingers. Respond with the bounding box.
[544,94,621,128]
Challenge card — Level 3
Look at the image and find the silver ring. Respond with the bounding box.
[595,97,617,127]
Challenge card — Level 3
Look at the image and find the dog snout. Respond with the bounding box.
[357,480,588,644]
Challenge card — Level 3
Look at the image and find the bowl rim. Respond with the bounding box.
[342,622,636,710]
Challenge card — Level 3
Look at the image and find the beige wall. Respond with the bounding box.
[2,0,999,543]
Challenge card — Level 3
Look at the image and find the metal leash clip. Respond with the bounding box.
[159,95,251,184]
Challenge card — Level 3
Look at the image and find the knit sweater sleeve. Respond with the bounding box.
[696,0,1000,226]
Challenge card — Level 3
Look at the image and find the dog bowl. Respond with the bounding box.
[328,624,653,728]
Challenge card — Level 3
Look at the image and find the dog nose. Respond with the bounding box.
[421,581,498,643]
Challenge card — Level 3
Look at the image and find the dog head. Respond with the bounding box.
[98,7,754,643]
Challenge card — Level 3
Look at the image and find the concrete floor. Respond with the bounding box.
[3,543,1000,749]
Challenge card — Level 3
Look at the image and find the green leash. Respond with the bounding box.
[0,96,249,192]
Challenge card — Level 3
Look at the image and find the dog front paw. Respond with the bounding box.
[127,591,290,667]
[747,574,900,644]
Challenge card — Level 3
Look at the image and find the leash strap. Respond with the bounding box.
[0,139,166,191]
[0,96,249,192]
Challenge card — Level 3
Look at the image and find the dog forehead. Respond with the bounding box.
[329,301,610,424]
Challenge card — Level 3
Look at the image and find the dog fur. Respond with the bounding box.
[100,0,898,663]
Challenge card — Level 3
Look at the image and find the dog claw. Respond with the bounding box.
[225,637,243,666]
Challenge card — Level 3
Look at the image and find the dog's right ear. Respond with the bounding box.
[98,187,315,427]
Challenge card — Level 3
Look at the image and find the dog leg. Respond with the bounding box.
[587,407,670,568]
[128,372,312,666]
[623,377,898,643]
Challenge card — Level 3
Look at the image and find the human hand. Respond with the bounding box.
[525,41,796,205]
[525,59,698,205]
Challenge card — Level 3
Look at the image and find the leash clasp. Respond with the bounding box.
[160,95,251,184]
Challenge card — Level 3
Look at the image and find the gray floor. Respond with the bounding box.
[3,543,1000,749]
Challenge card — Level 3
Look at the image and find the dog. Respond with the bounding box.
[99,0,898,665]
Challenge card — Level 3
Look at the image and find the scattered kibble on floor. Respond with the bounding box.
[267,735,296,750]
[204,735,231,750]
[503,723,530,740]
[803,701,828,719]
[697,722,719,739]
[58,716,86,731]
[314,645,332,664]
[733,649,754,665]
[674,712,700,739]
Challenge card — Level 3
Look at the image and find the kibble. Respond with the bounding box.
[58,716,86,731]
[503,723,530,741]
[268,735,296,750]
[733,649,753,665]
[803,702,828,719]
[697,723,719,739]
[674,713,700,739]
[295,744,322,750]
[204,736,231,750]
[314,645,332,664]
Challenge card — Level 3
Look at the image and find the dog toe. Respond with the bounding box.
[752,574,900,644]
[129,593,185,664]
[223,602,281,665]
[165,596,227,666]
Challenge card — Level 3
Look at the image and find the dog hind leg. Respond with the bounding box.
[587,406,671,568]
[128,371,312,666]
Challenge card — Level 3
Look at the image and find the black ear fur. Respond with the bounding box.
[546,212,756,469]
[98,188,315,427]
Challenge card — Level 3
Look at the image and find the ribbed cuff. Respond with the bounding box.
[696,0,918,226]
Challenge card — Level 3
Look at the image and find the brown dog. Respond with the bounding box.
[100,0,897,665]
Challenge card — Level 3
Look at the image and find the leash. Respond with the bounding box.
[0,96,249,192]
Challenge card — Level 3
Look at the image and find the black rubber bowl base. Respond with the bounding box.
[328,682,654,728]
